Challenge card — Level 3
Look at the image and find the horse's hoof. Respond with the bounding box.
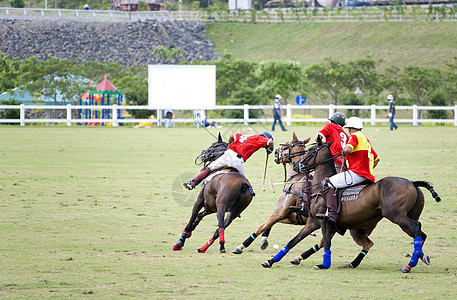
[343,263,354,268]
[400,265,411,273]
[311,264,328,271]
[420,255,431,265]
[261,260,272,268]
[260,239,269,250]
[172,245,182,251]
[196,248,204,253]
[220,248,226,254]
[232,246,244,255]
[290,257,302,265]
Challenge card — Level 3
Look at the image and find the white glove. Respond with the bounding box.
[388,113,392,117]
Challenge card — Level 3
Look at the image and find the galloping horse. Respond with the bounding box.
[262,137,441,273]
[173,136,254,253]
[232,133,317,254]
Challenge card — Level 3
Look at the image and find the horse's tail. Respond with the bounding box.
[413,181,441,202]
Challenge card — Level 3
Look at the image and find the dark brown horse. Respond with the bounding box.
[262,137,441,273]
[234,133,378,270]
[173,138,254,253]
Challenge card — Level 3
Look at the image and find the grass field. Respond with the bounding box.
[206,22,457,70]
[0,124,456,299]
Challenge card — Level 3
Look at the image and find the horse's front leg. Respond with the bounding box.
[233,195,292,254]
[312,220,335,270]
[173,194,205,251]
[261,219,320,268]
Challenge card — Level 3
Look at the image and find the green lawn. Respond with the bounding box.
[0,125,456,298]
[206,22,457,70]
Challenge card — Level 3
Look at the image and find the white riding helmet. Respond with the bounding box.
[275,94,282,100]
[345,117,363,130]
[387,94,394,100]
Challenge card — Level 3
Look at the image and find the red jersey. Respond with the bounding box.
[318,123,349,165]
[346,131,379,182]
[228,134,271,161]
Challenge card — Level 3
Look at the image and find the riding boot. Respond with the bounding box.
[315,187,338,223]
[183,167,211,190]
[289,195,307,217]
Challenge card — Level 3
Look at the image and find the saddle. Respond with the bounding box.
[203,167,239,184]
[335,180,373,213]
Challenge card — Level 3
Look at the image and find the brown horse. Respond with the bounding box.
[173,138,254,253]
[262,137,441,273]
[232,132,316,255]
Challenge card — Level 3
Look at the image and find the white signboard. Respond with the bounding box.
[148,65,216,110]
[229,0,252,10]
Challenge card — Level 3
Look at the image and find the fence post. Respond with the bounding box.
[157,109,162,127]
[244,104,249,126]
[371,104,376,125]
[20,104,25,126]
[113,104,118,127]
[454,105,457,126]
[66,104,72,127]
[328,104,335,119]
[286,104,292,126]
[413,105,418,126]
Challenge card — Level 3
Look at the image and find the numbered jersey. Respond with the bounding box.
[228,134,271,161]
[318,123,349,165]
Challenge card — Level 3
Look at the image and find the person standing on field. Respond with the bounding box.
[388,94,398,130]
[272,94,286,132]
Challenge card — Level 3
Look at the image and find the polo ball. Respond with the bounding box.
[273,244,279,250]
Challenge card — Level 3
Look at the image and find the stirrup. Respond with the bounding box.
[183,181,194,190]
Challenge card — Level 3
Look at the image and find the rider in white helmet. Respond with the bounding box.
[316,117,380,223]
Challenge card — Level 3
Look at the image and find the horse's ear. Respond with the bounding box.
[218,132,223,142]
[316,135,323,145]
[292,131,298,141]
[303,137,311,144]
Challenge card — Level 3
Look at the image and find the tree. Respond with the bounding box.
[305,57,380,105]
[0,53,18,93]
[255,60,306,102]
[10,0,24,8]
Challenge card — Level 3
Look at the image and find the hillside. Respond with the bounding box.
[206,22,457,70]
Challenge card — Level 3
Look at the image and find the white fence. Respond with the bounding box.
[0,104,456,127]
[1,7,457,23]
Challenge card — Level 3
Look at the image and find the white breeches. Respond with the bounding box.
[207,149,248,179]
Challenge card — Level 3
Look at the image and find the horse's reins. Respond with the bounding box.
[276,141,312,181]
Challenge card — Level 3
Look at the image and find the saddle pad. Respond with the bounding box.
[341,185,366,202]
[203,170,234,185]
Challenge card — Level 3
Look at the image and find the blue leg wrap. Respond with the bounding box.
[413,236,423,256]
[272,246,289,262]
[322,249,331,269]
[408,252,419,268]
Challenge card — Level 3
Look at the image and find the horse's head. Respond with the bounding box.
[274,132,311,165]
[195,133,228,166]
[293,139,335,175]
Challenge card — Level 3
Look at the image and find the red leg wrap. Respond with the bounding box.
[184,229,192,237]
[219,228,225,243]
[173,244,182,251]
[200,238,214,253]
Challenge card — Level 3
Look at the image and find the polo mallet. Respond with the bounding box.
[262,154,269,191]
[269,177,275,193]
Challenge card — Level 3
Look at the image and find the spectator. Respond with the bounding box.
[387,94,398,130]
[164,110,174,128]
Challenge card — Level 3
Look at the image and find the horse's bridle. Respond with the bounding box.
[295,143,342,174]
[275,140,312,181]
